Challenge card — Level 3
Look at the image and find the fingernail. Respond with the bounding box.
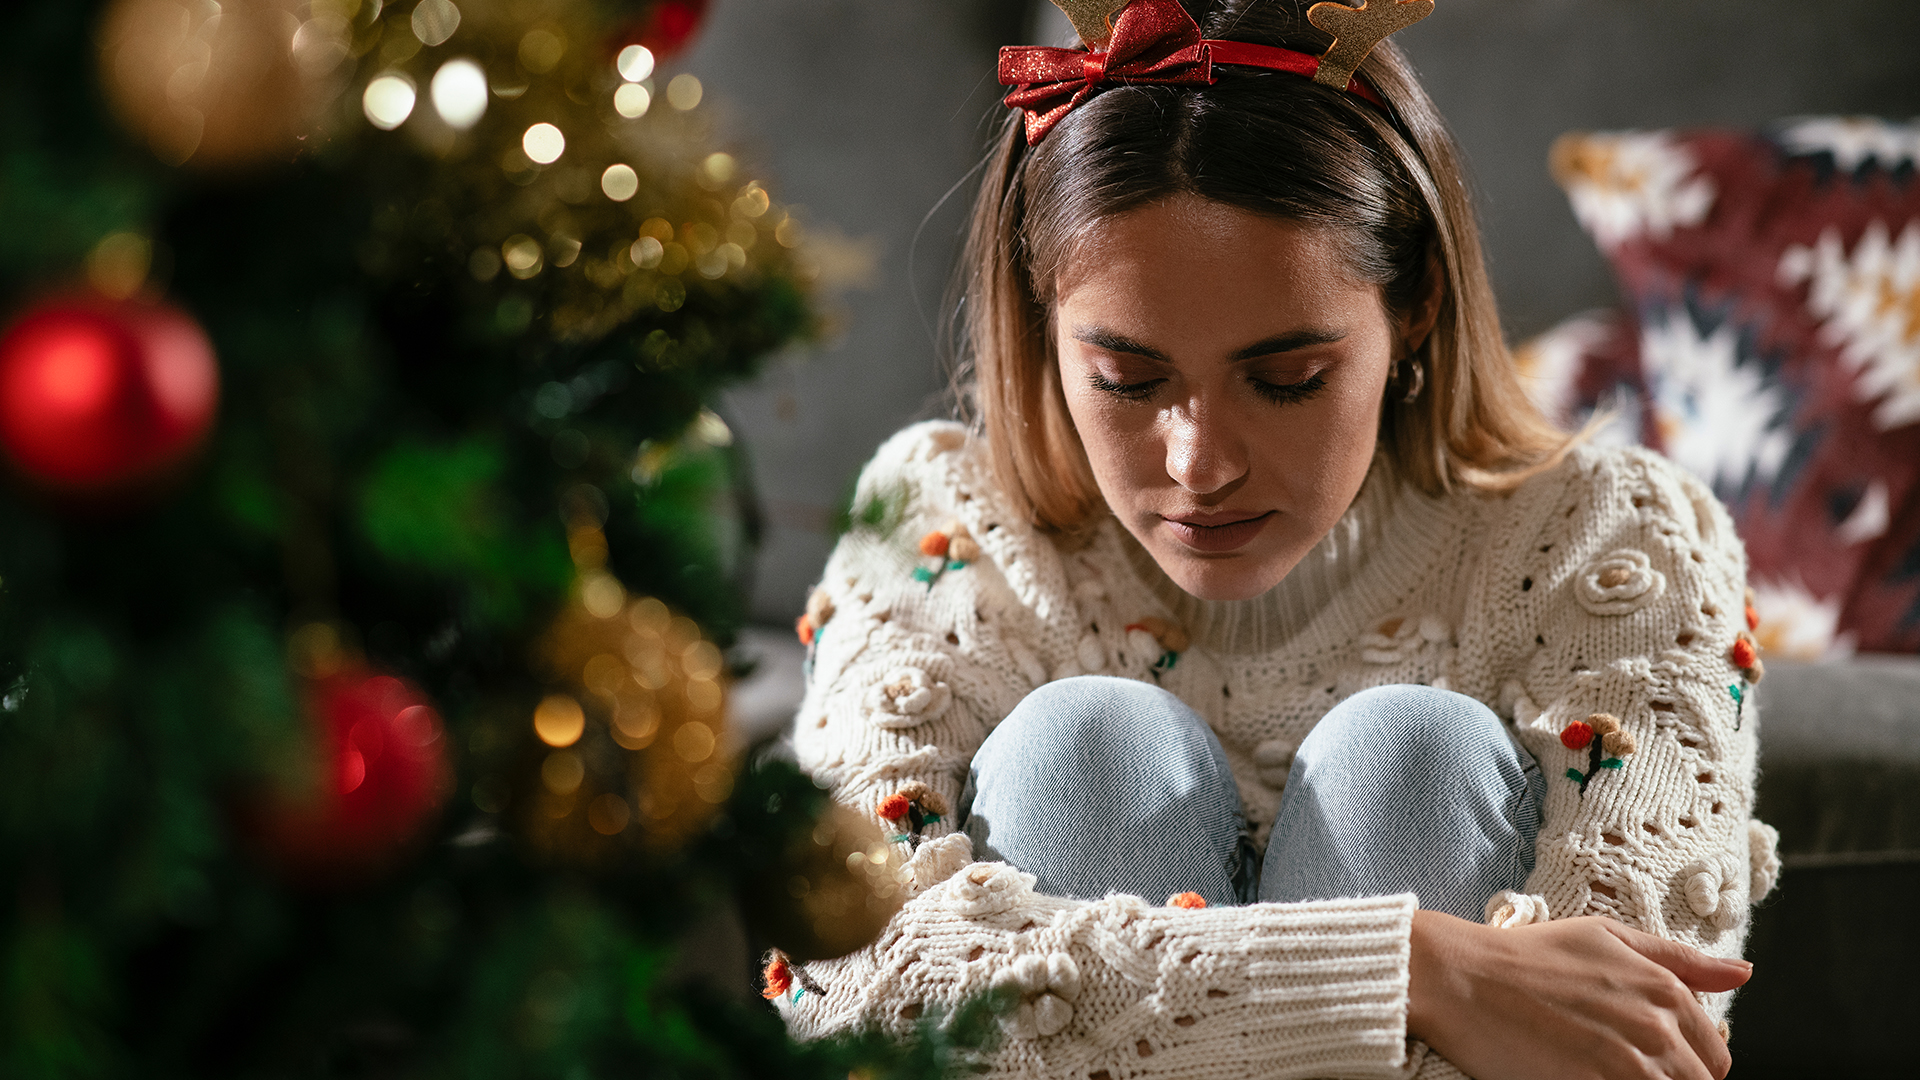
[1727,959,1753,970]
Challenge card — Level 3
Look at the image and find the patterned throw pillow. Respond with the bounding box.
[1519,119,1920,657]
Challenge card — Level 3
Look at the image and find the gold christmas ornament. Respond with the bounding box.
[523,522,735,859]
[1050,0,1132,47]
[1306,0,1435,89]
[97,0,355,167]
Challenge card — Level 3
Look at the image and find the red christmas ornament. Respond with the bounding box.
[0,295,218,493]
[245,671,452,885]
[634,0,710,60]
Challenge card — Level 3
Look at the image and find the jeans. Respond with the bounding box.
[962,676,1545,920]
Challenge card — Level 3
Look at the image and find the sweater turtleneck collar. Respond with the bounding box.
[1116,455,1412,656]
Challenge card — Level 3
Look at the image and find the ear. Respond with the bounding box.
[1399,249,1445,354]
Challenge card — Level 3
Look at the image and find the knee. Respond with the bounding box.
[991,675,1194,745]
[977,675,1216,780]
[1298,684,1506,769]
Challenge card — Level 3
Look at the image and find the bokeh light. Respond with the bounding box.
[665,73,702,110]
[518,28,565,73]
[542,750,585,795]
[600,164,639,201]
[613,82,651,118]
[673,721,715,763]
[581,571,625,616]
[430,58,488,129]
[533,694,586,747]
[503,234,544,278]
[87,232,152,300]
[732,185,771,219]
[411,0,461,47]
[522,122,565,164]
[630,236,664,269]
[363,73,417,130]
[588,793,631,835]
[616,44,655,82]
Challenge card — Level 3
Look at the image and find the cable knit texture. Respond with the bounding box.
[784,421,1768,1078]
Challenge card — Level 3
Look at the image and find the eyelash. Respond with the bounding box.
[1087,371,1328,405]
[1252,372,1327,405]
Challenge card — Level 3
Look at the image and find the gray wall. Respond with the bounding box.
[684,0,1026,624]
[1404,0,1920,338]
[687,0,1920,624]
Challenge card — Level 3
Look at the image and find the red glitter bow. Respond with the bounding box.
[999,0,1384,144]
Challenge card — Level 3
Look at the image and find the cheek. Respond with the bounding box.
[1250,379,1384,496]
[1060,378,1154,492]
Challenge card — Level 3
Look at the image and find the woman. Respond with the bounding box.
[775,2,1773,1076]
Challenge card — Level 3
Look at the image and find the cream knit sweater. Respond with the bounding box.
[779,421,1779,1078]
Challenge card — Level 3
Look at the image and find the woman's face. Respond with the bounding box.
[1053,195,1408,602]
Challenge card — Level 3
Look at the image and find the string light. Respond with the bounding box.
[522,122,565,164]
[613,83,651,118]
[411,0,461,47]
[534,694,586,747]
[600,164,639,201]
[330,0,798,355]
[363,73,416,129]
[701,152,735,185]
[503,235,543,278]
[429,57,487,129]
[615,44,655,82]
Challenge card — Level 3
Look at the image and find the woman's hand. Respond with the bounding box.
[1407,909,1752,1080]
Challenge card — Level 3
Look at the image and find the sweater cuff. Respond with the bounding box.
[1140,893,1418,1079]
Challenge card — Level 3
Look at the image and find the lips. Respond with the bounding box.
[1161,510,1274,553]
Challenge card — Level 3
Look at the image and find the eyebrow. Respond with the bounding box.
[1070,326,1348,362]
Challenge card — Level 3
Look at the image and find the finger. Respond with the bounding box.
[1603,922,1752,992]
[1673,993,1734,1080]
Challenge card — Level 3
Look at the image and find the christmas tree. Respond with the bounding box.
[0,1,979,1075]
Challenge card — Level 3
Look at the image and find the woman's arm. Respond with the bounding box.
[781,423,1430,1078]
[1409,910,1749,1080]
[1422,446,1776,1076]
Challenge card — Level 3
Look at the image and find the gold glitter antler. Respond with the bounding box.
[1307,0,1434,88]
[1051,0,1133,48]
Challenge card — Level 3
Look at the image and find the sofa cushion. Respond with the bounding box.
[1757,657,1920,862]
[1522,120,1920,655]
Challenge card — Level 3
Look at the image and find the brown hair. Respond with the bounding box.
[956,0,1571,532]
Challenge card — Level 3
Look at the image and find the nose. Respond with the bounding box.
[1162,400,1247,496]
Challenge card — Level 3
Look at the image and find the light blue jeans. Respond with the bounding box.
[962,676,1545,918]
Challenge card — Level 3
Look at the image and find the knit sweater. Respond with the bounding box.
[780,420,1779,1078]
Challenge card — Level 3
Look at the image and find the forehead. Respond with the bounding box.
[1052,196,1379,324]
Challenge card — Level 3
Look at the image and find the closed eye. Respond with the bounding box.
[1087,371,1164,400]
[1250,372,1327,405]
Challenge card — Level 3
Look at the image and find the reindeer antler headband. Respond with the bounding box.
[1001,0,1434,144]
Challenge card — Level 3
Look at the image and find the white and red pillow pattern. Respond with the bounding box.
[1519,120,1920,656]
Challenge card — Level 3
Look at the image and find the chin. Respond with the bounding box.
[1157,550,1286,603]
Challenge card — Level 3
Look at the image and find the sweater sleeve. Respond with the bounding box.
[783,422,1427,1079]
[1476,447,1776,1028]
